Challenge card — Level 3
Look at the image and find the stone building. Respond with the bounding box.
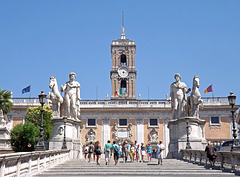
[4,27,239,158]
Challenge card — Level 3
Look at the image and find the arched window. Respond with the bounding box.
[121,54,126,66]
[120,80,127,95]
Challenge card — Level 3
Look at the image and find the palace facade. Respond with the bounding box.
[6,27,239,158]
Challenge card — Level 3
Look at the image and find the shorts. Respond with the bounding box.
[141,150,146,156]
[105,151,110,159]
[148,153,152,157]
[156,152,163,160]
[114,153,119,160]
[130,151,135,156]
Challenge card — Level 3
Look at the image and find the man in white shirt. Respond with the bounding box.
[155,140,165,165]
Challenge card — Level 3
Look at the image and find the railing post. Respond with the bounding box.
[17,157,21,177]
[28,154,32,176]
[0,159,5,177]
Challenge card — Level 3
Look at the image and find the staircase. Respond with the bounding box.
[34,158,234,177]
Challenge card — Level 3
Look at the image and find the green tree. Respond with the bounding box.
[10,122,40,152]
[25,106,53,140]
[0,89,13,114]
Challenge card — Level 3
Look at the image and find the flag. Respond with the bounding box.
[115,88,123,96]
[204,85,212,94]
[22,85,31,94]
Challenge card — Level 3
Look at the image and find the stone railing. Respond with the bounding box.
[11,97,229,107]
[181,149,240,174]
[0,149,70,177]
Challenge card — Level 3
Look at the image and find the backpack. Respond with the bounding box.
[89,145,93,153]
[114,145,119,154]
[96,146,101,154]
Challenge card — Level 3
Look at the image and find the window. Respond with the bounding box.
[87,119,96,126]
[120,80,127,95]
[210,117,220,125]
[121,54,126,66]
[150,119,158,126]
[119,119,127,126]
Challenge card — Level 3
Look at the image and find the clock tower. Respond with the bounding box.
[110,26,137,100]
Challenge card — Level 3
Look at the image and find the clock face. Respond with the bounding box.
[118,67,129,78]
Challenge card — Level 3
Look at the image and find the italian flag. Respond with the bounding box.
[115,88,123,96]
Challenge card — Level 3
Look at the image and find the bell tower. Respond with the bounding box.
[110,25,137,100]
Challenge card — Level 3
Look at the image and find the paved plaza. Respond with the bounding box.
[34,158,234,177]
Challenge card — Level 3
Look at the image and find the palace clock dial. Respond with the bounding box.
[118,67,129,78]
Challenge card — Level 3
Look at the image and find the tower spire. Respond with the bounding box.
[121,11,126,39]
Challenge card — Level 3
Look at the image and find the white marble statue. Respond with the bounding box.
[87,129,96,142]
[189,76,203,118]
[49,77,63,117]
[127,123,132,139]
[149,128,158,142]
[61,72,81,120]
[170,73,189,119]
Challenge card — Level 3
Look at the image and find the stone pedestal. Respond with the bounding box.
[168,117,207,158]
[0,115,13,151]
[49,117,83,159]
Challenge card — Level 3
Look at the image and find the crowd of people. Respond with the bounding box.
[83,140,165,165]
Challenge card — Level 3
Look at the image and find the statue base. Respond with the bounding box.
[49,117,83,159]
[168,117,207,158]
[0,127,12,151]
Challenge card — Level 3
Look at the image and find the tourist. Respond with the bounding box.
[112,141,119,165]
[156,140,165,165]
[118,143,122,159]
[84,144,89,161]
[104,140,112,165]
[88,142,94,162]
[93,141,99,161]
[122,141,128,163]
[141,142,146,162]
[134,140,138,160]
[95,141,102,165]
[136,144,140,163]
[205,141,217,169]
[147,143,152,162]
[130,143,135,162]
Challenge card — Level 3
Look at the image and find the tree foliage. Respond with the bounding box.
[25,106,53,140]
[0,89,13,114]
[10,122,40,152]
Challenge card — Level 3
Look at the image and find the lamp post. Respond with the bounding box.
[186,118,192,149]
[35,91,47,151]
[62,116,67,149]
[228,91,237,151]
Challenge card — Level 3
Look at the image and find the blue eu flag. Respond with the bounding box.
[22,85,31,94]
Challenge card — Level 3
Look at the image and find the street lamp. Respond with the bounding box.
[186,118,192,149]
[62,116,67,149]
[35,91,47,151]
[228,91,237,151]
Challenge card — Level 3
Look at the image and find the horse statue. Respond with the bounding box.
[49,77,63,117]
[188,76,203,118]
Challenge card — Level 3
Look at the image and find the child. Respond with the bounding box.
[147,143,152,162]
[130,143,135,162]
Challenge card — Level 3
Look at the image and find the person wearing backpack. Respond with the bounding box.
[88,142,94,162]
[112,141,119,165]
[104,140,112,165]
[83,144,89,162]
[95,141,102,165]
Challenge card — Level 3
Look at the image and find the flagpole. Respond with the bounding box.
[148,86,149,101]
[211,84,214,102]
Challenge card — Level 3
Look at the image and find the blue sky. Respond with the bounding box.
[1,1,240,101]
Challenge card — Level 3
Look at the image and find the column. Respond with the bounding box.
[102,119,110,148]
[136,119,144,144]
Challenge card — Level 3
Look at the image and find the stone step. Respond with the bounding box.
[34,158,235,177]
